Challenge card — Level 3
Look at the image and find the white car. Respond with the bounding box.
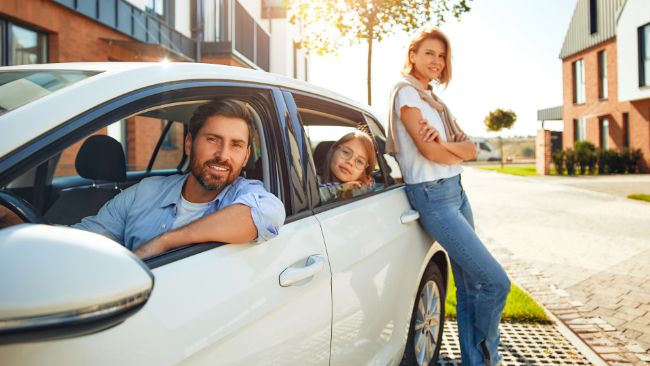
[0,63,449,366]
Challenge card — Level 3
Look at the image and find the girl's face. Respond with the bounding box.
[330,138,369,183]
[410,38,446,83]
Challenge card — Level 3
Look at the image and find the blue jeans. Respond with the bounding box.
[406,175,510,366]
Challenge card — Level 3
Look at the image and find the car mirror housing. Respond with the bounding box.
[0,224,154,344]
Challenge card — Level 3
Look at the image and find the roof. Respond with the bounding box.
[537,106,563,121]
[0,62,373,157]
[559,0,626,59]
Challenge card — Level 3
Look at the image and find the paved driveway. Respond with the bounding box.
[460,167,650,355]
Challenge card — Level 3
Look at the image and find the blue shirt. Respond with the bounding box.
[73,174,286,251]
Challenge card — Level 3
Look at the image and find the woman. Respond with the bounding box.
[387,26,510,366]
[320,131,377,201]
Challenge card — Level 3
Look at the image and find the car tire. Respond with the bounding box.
[400,263,446,366]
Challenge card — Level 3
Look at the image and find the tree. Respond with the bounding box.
[484,109,517,167]
[288,0,472,105]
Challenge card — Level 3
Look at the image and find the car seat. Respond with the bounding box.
[44,135,126,225]
[313,140,335,177]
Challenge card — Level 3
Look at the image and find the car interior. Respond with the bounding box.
[1,99,268,229]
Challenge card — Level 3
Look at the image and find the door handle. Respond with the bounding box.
[279,255,325,287]
[400,210,420,224]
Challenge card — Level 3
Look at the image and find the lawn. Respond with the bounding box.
[477,165,538,177]
[628,193,650,202]
[445,272,551,323]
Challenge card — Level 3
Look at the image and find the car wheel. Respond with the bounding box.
[401,263,446,366]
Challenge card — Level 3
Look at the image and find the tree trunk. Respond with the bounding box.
[367,31,373,105]
[500,135,504,168]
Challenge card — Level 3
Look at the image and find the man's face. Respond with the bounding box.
[185,115,250,193]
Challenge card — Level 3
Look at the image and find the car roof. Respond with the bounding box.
[0,62,374,158]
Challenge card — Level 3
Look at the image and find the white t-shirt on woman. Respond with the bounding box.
[393,86,463,184]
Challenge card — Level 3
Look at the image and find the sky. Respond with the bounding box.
[307,0,577,138]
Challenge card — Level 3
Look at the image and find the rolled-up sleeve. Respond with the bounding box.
[231,186,286,243]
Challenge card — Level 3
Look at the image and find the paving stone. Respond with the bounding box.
[624,343,647,353]
[592,346,624,354]
[637,353,650,362]
[601,353,629,362]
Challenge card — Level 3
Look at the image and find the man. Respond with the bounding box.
[74,99,285,259]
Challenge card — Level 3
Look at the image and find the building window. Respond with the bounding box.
[573,118,586,142]
[599,118,609,149]
[640,23,650,87]
[573,59,586,104]
[589,0,597,34]
[0,20,47,66]
[598,50,608,99]
[623,112,630,147]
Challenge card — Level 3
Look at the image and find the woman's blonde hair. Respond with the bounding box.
[321,131,377,184]
[401,26,453,86]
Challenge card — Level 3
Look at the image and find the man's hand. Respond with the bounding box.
[418,119,440,143]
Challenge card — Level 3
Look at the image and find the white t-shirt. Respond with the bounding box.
[393,86,463,184]
[171,195,216,230]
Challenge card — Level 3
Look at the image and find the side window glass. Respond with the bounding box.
[364,115,403,186]
[292,94,381,205]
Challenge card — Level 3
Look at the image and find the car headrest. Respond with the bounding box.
[313,140,335,176]
[75,135,127,182]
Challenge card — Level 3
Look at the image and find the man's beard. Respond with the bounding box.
[190,156,234,193]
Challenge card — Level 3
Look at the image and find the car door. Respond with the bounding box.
[288,92,436,365]
[0,80,332,365]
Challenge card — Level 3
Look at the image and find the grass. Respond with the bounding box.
[628,193,650,202]
[477,164,538,177]
[445,272,551,323]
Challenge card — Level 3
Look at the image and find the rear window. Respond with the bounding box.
[0,70,100,115]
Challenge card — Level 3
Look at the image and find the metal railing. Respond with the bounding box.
[53,0,195,60]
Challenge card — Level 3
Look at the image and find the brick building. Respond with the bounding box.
[559,0,650,171]
[0,0,307,175]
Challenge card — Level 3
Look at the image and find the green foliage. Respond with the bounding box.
[565,149,577,175]
[483,109,517,133]
[551,149,565,175]
[574,141,596,174]
[445,271,550,323]
[628,193,650,202]
[289,0,472,55]
[521,146,535,158]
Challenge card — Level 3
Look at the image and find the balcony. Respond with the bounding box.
[201,0,270,71]
[53,0,196,61]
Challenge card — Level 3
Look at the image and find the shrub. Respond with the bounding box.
[630,149,643,173]
[522,146,535,158]
[551,149,565,175]
[565,149,577,175]
[574,141,596,175]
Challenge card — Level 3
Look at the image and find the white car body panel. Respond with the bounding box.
[0,219,331,365]
[317,187,438,365]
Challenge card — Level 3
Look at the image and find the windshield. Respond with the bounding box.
[0,70,101,116]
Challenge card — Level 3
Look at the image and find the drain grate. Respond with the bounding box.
[438,322,593,365]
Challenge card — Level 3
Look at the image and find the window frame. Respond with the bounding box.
[284,90,394,214]
[573,59,586,104]
[639,22,650,88]
[598,50,608,100]
[0,80,290,268]
[0,19,48,66]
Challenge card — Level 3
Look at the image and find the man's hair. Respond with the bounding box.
[189,99,254,145]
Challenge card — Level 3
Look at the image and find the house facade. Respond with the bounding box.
[1,0,308,175]
[560,0,650,170]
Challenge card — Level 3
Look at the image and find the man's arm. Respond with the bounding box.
[400,106,463,164]
[135,185,285,259]
[134,204,256,258]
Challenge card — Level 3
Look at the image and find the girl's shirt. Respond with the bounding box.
[393,86,463,184]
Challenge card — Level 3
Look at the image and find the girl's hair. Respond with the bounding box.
[401,26,453,86]
[321,131,377,184]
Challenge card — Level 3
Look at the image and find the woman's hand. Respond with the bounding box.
[418,119,440,143]
[454,131,468,142]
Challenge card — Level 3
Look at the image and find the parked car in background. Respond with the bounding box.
[0,63,449,366]
[472,137,501,161]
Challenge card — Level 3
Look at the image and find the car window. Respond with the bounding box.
[3,97,269,228]
[292,93,383,206]
[0,70,100,116]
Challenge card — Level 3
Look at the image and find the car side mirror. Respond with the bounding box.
[0,224,154,344]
